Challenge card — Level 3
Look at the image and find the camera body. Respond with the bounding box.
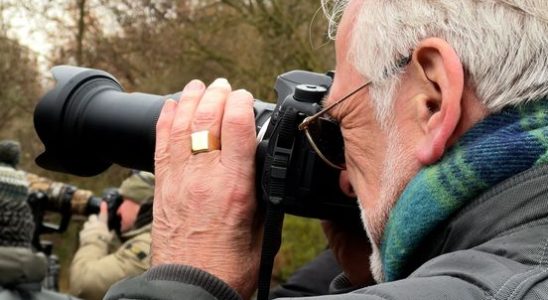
[34,66,359,221]
[255,71,358,219]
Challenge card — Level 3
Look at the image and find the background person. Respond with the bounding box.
[106,0,548,299]
[0,140,76,300]
[69,171,154,300]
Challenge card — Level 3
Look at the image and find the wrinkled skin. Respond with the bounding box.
[151,79,262,299]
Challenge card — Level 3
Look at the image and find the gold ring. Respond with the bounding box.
[191,130,221,154]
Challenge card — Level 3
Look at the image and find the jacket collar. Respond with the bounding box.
[121,223,151,240]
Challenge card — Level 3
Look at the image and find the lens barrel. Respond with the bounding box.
[35,66,275,177]
[35,66,176,176]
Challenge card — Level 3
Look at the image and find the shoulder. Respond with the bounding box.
[405,244,548,299]
[116,233,151,265]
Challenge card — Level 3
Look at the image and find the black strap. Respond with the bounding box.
[257,202,284,300]
[256,107,297,300]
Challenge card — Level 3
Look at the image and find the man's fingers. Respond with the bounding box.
[221,89,256,163]
[155,99,177,163]
[169,80,206,160]
[191,78,231,144]
[98,201,108,224]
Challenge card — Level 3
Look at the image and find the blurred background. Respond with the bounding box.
[0,0,336,293]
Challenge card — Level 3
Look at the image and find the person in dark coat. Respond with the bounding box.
[0,140,76,300]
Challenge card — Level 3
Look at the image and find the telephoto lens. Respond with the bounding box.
[34,66,274,176]
[27,172,100,215]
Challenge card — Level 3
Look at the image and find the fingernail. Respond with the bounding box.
[184,79,204,91]
[234,89,252,97]
[210,78,229,88]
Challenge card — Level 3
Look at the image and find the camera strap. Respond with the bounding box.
[257,202,284,300]
[256,108,297,300]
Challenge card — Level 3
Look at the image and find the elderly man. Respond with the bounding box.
[106,0,548,299]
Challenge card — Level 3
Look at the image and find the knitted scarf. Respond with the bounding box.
[381,99,548,282]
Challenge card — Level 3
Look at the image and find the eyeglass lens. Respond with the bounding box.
[306,116,345,168]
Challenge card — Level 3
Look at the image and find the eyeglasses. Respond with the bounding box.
[298,80,372,170]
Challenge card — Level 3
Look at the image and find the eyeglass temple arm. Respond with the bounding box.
[298,81,371,131]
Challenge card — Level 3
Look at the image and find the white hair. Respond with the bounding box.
[322,0,548,123]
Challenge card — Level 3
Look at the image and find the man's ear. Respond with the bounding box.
[411,38,465,165]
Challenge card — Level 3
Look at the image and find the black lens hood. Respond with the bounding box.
[34,66,123,176]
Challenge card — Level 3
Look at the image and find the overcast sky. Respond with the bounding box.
[3,2,57,75]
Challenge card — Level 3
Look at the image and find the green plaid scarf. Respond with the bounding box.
[381,98,548,281]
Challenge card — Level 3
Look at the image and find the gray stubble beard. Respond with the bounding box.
[358,124,416,283]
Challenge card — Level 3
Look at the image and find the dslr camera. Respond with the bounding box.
[34,66,358,221]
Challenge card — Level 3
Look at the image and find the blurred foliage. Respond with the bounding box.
[1,0,337,294]
[51,0,336,100]
[275,215,328,282]
[0,36,40,130]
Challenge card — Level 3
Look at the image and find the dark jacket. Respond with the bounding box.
[269,249,342,299]
[0,247,76,300]
[105,165,548,300]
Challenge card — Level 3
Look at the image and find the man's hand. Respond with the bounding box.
[151,79,262,299]
[322,220,375,287]
[320,171,375,287]
[80,202,113,244]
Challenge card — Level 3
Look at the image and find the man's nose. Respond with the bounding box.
[339,170,357,197]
